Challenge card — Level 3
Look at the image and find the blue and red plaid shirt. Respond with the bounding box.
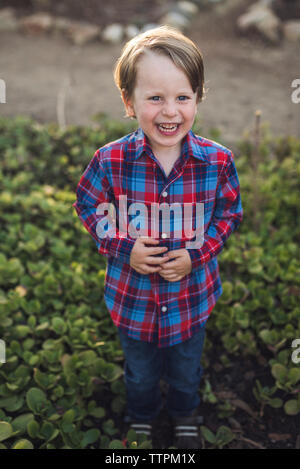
[72,127,243,347]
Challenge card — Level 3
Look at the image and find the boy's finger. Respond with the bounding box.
[146,265,164,273]
[148,247,168,255]
[139,237,159,245]
[146,256,170,265]
[160,266,175,274]
[160,259,177,270]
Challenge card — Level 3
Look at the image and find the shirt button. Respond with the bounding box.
[162,191,168,197]
[161,306,167,312]
[161,233,167,239]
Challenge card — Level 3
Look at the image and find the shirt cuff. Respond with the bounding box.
[187,248,209,271]
[101,237,136,263]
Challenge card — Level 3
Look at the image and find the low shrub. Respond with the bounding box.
[0,115,299,448]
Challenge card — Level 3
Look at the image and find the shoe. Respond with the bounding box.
[172,410,203,449]
[129,421,153,439]
[123,415,153,441]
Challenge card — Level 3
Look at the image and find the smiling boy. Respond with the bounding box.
[121,49,199,177]
[73,25,243,448]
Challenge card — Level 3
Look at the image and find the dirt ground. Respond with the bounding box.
[0,1,299,148]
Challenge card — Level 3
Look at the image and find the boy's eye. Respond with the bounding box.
[149,96,190,101]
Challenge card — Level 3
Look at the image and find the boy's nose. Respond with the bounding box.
[162,101,177,117]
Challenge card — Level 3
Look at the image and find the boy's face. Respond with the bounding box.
[122,50,200,157]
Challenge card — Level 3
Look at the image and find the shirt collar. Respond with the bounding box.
[125,127,211,164]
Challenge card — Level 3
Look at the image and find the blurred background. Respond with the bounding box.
[0,0,299,144]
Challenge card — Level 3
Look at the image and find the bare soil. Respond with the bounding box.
[0,1,299,148]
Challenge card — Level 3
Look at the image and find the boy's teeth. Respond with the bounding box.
[159,124,178,130]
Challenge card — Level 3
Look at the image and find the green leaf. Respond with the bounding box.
[216,426,235,447]
[78,350,98,367]
[287,368,300,386]
[15,325,31,338]
[26,387,48,414]
[88,407,105,419]
[0,422,13,442]
[269,398,283,408]
[127,429,138,444]
[102,419,118,436]
[33,368,53,389]
[284,399,300,416]
[61,422,75,434]
[100,363,123,382]
[137,439,153,449]
[27,420,40,438]
[51,317,67,335]
[11,414,34,435]
[108,439,125,449]
[200,425,216,444]
[40,422,56,441]
[271,363,287,382]
[12,438,34,449]
[62,409,76,424]
[111,395,126,414]
[80,429,100,448]
[259,329,276,345]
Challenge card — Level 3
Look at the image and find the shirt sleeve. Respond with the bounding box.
[187,151,243,270]
[72,150,135,263]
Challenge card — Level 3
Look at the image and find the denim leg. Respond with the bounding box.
[162,327,206,418]
[118,329,163,422]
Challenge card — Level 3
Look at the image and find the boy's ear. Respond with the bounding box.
[121,89,135,118]
[195,88,201,105]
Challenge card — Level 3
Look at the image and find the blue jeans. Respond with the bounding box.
[117,327,206,422]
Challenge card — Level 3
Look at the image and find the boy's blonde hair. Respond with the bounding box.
[114,25,205,118]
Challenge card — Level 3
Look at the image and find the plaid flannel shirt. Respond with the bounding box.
[72,127,243,347]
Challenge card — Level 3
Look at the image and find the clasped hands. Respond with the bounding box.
[129,237,192,282]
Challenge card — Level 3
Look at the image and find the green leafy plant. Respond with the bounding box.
[200,425,235,449]
[252,379,283,417]
[0,115,299,448]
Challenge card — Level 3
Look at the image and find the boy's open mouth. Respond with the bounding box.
[156,123,181,135]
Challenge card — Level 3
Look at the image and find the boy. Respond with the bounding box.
[72,25,243,449]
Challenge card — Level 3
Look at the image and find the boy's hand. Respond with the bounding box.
[158,249,192,282]
[129,237,170,275]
